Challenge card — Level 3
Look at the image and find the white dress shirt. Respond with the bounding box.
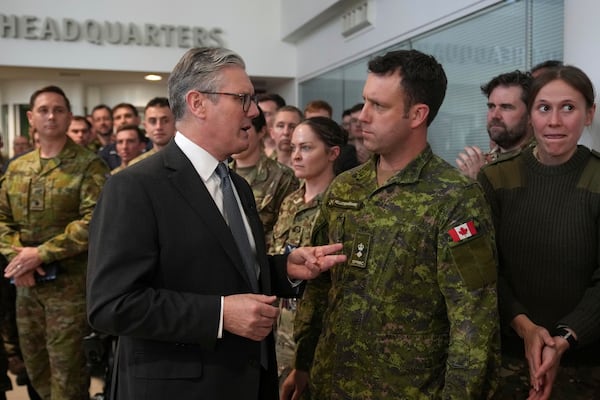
[174,132,258,338]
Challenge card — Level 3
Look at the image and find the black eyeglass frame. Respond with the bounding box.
[198,91,258,113]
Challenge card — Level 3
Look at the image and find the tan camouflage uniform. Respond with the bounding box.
[127,147,158,167]
[230,154,298,246]
[268,183,322,381]
[0,138,108,400]
[295,146,501,399]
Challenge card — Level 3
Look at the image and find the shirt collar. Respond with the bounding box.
[174,131,220,183]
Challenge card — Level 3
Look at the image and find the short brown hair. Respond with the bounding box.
[304,100,332,118]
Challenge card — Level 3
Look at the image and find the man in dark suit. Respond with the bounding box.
[86,47,345,400]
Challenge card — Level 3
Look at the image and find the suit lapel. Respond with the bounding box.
[161,143,256,289]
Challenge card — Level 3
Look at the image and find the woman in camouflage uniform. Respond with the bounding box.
[269,116,347,383]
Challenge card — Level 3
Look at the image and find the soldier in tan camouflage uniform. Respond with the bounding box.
[282,50,500,400]
[269,117,347,383]
[1,86,108,400]
[231,108,298,246]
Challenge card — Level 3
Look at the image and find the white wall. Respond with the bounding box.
[284,0,500,81]
[0,0,296,78]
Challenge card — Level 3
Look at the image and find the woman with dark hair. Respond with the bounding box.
[270,117,347,255]
[479,65,600,399]
[268,116,347,384]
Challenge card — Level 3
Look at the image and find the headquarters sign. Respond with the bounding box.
[0,14,225,48]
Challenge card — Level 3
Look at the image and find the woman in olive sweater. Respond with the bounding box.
[479,65,600,399]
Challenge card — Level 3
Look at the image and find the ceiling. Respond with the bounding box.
[0,66,289,93]
[0,66,164,84]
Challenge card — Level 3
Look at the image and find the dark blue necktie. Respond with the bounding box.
[216,162,268,369]
[215,162,259,292]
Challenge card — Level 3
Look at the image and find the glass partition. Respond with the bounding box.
[299,0,564,164]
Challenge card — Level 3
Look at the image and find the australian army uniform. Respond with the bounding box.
[294,146,501,399]
[268,183,322,381]
[231,154,298,247]
[0,138,108,399]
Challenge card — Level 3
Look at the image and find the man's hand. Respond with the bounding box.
[223,294,279,341]
[280,369,309,400]
[286,243,346,280]
[456,145,486,179]
[3,246,44,287]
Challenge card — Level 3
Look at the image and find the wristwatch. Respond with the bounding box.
[551,326,578,350]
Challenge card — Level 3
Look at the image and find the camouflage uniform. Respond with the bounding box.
[128,147,158,167]
[268,184,322,380]
[0,138,108,400]
[295,146,500,399]
[0,337,10,395]
[485,139,535,164]
[85,140,101,154]
[110,165,124,175]
[230,154,298,246]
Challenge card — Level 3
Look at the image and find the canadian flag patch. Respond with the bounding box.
[448,221,478,242]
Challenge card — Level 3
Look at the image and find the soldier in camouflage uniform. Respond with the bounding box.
[456,70,534,180]
[231,108,298,246]
[1,86,108,400]
[281,50,500,400]
[269,117,347,383]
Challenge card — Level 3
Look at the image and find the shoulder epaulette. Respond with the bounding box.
[487,148,523,167]
[577,150,600,193]
[481,154,525,190]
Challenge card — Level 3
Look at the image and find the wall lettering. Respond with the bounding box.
[0,14,225,48]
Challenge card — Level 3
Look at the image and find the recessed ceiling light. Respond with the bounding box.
[144,74,162,81]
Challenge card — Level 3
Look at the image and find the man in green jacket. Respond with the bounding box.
[282,50,500,400]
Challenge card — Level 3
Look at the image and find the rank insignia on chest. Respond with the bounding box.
[448,220,478,242]
[30,181,45,211]
[349,232,371,268]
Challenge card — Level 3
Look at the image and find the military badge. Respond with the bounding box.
[349,232,371,268]
[448,221,477,242]
[30,181,45,211]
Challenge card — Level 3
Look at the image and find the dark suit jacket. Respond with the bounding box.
[87,141,296,400]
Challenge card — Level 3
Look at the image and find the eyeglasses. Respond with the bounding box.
[198,91,258,113]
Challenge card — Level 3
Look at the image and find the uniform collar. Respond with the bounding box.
[358,144,434,186]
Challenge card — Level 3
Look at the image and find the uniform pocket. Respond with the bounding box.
[449,235,497,291]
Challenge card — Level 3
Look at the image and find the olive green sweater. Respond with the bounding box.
[479,146,600,360]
